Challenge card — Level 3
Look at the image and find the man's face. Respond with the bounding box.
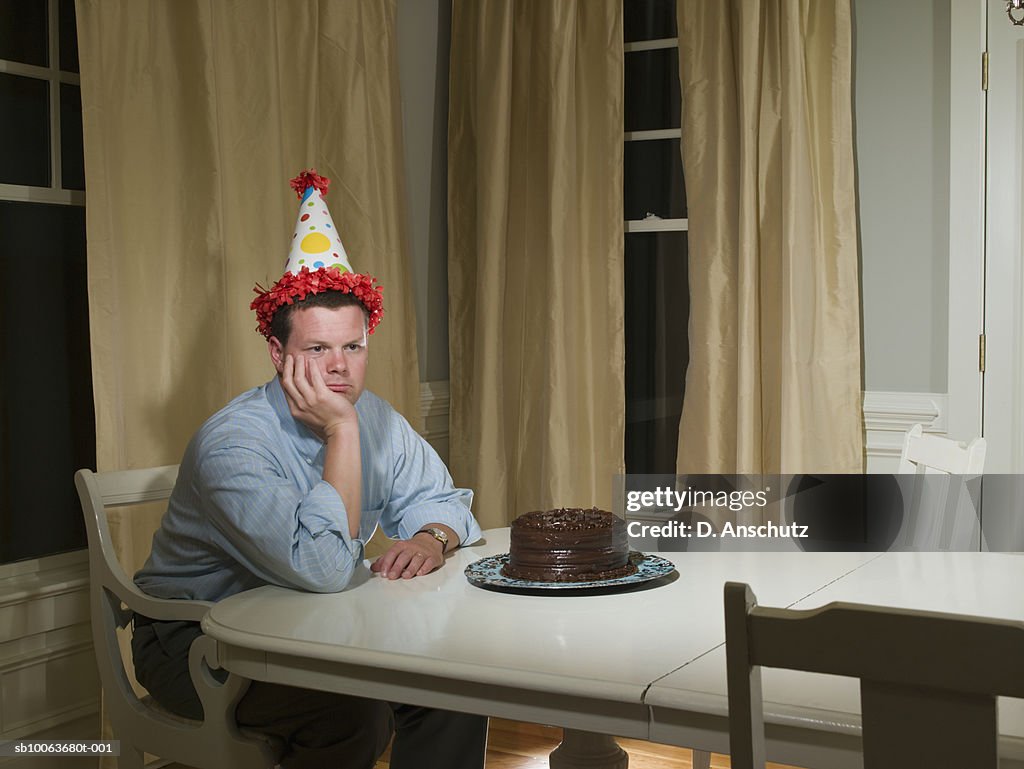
[268,305,368,405]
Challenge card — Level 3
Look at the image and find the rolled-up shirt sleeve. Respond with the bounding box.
[199,445,364,593]
[378,411,482,546]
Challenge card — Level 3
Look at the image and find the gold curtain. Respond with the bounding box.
[448,0,624,528]
[676,0,864,474]
[76,0,417,758]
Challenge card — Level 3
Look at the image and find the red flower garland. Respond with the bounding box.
[290,169,330,199]
[251,266,384,338]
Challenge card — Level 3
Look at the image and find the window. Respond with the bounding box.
[623,0,688,474]
[0,0,94,563]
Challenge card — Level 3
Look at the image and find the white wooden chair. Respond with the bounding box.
[75,466,278,769]
[898,423,986,475]
[724,581,1024,769]
[898,424,986,549]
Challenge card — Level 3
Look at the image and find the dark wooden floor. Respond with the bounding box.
[372,719,804,769]
[167,717,804,768]
[168,719,805,769]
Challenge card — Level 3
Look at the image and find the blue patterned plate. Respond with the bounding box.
[464,551,675,592]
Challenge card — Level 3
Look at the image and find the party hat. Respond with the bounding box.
[251,169,384,338]
[285,170,352,275]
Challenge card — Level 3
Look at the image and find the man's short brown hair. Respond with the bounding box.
[268,291,369,345]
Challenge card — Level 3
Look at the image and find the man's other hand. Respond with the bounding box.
[371,536,445,580]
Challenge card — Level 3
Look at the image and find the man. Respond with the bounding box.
[132,171,487,769]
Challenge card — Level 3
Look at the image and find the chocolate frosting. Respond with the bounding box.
[502,508,636,582]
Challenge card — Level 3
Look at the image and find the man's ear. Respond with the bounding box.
[268,336,285,374]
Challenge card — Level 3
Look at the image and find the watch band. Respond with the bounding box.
[416,527,449,554]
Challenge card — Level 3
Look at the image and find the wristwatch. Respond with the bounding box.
[416,527,449,554]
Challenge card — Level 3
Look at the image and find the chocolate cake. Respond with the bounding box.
[502,508,636,582]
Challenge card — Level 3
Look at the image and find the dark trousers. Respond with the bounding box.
[131,619,488,769]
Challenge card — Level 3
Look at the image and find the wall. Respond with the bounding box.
[854,0,958,471]
[397,0,452,384]
[855,0,951,394]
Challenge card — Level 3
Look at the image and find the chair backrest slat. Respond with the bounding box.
[899,423,986,475]
[93,464,179,506]
[745,604,1024,698]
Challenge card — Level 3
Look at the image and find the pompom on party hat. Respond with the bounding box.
[251,169,384,338]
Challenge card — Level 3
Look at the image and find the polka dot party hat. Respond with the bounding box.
[286,170,351,274]
[251,169,384,338]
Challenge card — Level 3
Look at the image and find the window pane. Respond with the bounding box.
[625,47,680,132]
[59,0,79,73]
[624,0,676,43]
[60,83,84,190]
[0,73,51,187]
[624,138,686,221]
[0,0,48,67]
[0,201,94,564]
[625,232,689,474]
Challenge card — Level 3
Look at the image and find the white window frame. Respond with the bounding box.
[0,0,85,206]
[623,36,686,234]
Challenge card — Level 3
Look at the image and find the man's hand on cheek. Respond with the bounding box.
[370,536,445,580]
[281,354,357,440]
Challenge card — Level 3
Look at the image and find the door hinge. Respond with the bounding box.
[980,333,986,372]
[983,51,989,91]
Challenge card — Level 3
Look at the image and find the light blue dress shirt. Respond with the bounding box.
[135,377,481,600]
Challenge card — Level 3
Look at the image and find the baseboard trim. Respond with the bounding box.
[419,379,450,443]
[0,554,100,744]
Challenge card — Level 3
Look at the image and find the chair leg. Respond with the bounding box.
[692,749,712,769]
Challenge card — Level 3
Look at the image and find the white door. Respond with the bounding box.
[984,0,1024,473]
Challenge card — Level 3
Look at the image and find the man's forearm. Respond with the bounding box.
[322,422,361,539]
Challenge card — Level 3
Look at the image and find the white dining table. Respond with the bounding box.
[200,528,880,766]
[200,529,1024,767]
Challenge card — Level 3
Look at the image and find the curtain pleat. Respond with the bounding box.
[76,1,417,760]
[448,0,624,527]
[676,0,864,474]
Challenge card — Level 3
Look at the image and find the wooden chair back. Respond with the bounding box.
[75,466,276,769]
[899,423,986,475]
[897,424,987,549]
[724,581,1024,769]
